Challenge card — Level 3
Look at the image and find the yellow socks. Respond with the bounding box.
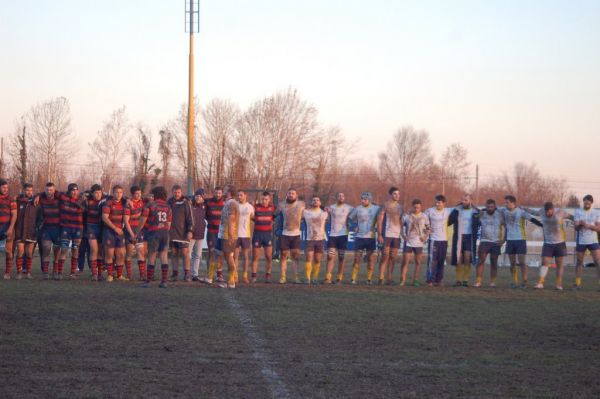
[312,263,321,280]
[208,263,217,280]
[463,264,471,281]
[575,277,582,286]
[456,264,463,281]
[337,273,343,282]
[476,276,482,285]
[511,267,519,284]
[305,262,312,281]
[325,271,332,282]
[351,264,360,281]
[367,268,374,281]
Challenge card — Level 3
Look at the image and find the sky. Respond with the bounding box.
[1,0,599,199]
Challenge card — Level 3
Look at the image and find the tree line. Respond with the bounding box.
[2,88,569,207]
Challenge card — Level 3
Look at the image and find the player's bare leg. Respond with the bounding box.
[170,246,180,281]
[280,249,290,284]
[400,251,411,285]
[386,248,399,284]
[489,253,499,287]
[379,246,391,285]
[305,250,315,284]
[290,249,301,283]
[555,256,565,290]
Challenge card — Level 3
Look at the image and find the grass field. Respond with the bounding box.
[1,259,600,398]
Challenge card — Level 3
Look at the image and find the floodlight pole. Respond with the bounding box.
[186,0,198,196]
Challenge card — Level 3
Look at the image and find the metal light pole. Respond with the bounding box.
[185,0,199,196]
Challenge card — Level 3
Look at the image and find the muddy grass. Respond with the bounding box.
[1,262,599,398]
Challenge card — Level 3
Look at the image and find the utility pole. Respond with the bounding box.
[475,164,480,205]
[185,0,199,196]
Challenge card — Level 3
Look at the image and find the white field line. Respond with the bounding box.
[224,291,291,399]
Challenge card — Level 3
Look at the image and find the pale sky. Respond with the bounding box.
[1,0,599,198]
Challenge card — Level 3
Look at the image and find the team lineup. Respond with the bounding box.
[1,179,599,291]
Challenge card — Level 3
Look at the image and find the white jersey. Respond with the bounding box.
[574,208,600,245]
[237,202,254,238]
[479,210,505,243]
[349,204,380,239]
[382,200,403,239]
[424,207,452,241]
[499,207,536,241]
[455,206,474,234]
[328,203,354,237]
[303,208,328,241]
[403,212,430,248]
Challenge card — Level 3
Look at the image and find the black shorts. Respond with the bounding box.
[305,240,325,254]
[252,231,273,248]
[215,237,235,254]
[461,234,474,253]
[85,224,102,242]
[280,235,301,251]
[354,238,376,252]
[146,230,169,253]
[170,240,189,250]
[542,242,567,258]
[403,244,423,254]
[327,235,348,250]
[103,229,126,249]
[41,227,61,246]
[383,237,401,249]
[236,237,251,249]
[576,243,600,253]
[478,241,501,257]
[206,232,219,249]
[505,239,527,255]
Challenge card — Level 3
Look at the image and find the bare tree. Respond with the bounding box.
[379,126,433,206]
[440,142,471,196]
[27,97,75,184]
[130,124,155,194]
[89,106,131,189]
[158,129,174,186]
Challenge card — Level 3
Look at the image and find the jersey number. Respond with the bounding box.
[158,211,168,222]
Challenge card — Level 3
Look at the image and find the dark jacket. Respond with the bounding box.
[191,202,207,240]
[15,195,38,242]
[167,196,194,242]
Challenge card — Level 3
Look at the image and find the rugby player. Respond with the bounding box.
[101,185,130,281]
[499,195,542,288]
[303,196,328,284]
[204,187,225,283]
[236,190,254,284]
[58,183,85,280]
[527,203,574,290]
[324,192,353,284]
[124,186,147,281]
[376,187,404,285]
[82,184,104,280]
[13,183,37,279]
[474,199,505,288]
[348,192,379,284]
[36,183,61,280]
[137,186,172,288]
[0,179,17,280]
[400,199,430,286]
[190,189,206,281]
[213,186,240,288]
[251,191,276,283]
[449,194,480,287]
[424,195,453,286]
[277,188,305,284]
[573,195,600,290]
[167,185,194,282]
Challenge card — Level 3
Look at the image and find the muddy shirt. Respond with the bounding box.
[303,208,328,241]
[403,212,430,248]
[349,204,380,239]
[328,203,354,237]
[278,200,306,236]
[479,210,505,243]
[574,208,600,245]
[382,200,403,239]
[533,209,570,244]
[218,199,240,240]
[499,207,536,241]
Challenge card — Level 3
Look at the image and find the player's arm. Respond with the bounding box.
[102,202,123,235]
[376,207,385,243]
[6,199,17,238]
[124,213,135,238]
[447,208,458,226]
[186,200,194,240]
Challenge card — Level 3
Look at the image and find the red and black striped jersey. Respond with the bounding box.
[206,197,224,233]
[0,194,17,228]
[142,199,172,232]
[39,193,60,228]
[102,198,130,228]
[84,197,102,225]
[253,204,276,232]
[59,193,84,229]
[127,198,145,229]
